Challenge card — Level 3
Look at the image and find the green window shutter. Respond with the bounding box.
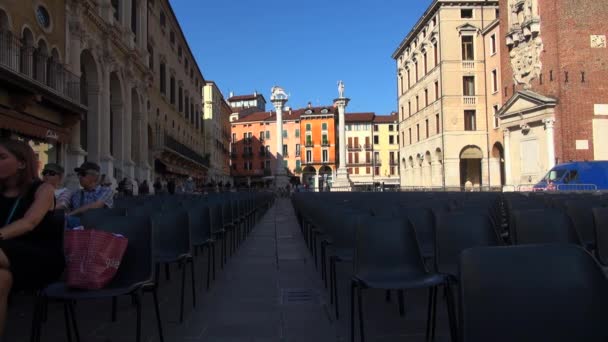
[322,123,327,130]
[265,131,270,139]
[295,129,300,138]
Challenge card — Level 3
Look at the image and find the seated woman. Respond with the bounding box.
[0,139,65,336]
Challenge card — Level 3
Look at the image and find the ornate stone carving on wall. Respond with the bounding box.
[507,0,542,89]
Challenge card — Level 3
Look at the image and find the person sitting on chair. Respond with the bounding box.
[66,162,114,226]
[41,163,71,210]
[0,139,65,337]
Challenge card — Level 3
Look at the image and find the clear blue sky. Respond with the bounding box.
[170,0,433,114]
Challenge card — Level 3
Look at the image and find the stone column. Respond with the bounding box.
[332,97,352,190]
[543,118,556,170]
[99,67,115,184]
[443,158,461,188]
[65,21,86,174]
[271,95,289,188]
[432,160,442,187]
[503,129,512,185]
[123,85,134,179]
[481,157,490,188]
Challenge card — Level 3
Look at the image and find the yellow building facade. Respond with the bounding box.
[203,81,232,184]
[373,114,400,187]
[393,0,501,189]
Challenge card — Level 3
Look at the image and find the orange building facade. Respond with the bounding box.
[230,105,338,188]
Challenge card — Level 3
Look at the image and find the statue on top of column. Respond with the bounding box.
[337,80,345,98]
[270,86,288,101]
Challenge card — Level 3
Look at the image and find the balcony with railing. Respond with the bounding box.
[462,61,475,69]
[165,134,210,167]
[321,140,330,147]
[463,96,477,106]
[0,31,85,109]
[242,152,253,158]
[347,144,361,151]
[390,159,398,166]
[364,144,373,151]
[347,160,372,167]
[305,140,314,147]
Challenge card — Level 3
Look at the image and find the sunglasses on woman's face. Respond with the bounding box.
[78,171,98,177]
[42,170,58,176]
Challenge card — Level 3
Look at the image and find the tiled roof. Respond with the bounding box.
[227,94,267,102]
[231,105,335,124]
[373,113,399,124]
[346,113,375,123]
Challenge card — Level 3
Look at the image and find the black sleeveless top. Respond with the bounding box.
[0,181,59,243]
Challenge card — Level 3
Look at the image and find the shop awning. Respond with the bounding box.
[0,107,71,143]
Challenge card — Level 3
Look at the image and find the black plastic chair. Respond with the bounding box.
[592,207,608,266]
[32,216,163,342]
[80,207,127,227]
[350,217,454,342]
[209,202,228,267]
[511,209,581,245]
[187,205,215,289]
[152,211,196,323]
[459,244,608,342]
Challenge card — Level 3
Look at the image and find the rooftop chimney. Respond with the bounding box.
[307,102,312,109]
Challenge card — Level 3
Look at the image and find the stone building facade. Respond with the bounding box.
[345,113,375,185]
[0,1,86,178]
[497,0,608,185]
[373,114,401,187]
[393,0,500,189]
[203,81,231,184]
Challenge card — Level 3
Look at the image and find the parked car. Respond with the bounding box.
[534,161,608,191]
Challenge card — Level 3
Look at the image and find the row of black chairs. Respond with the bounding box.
[26,192,274,342]
[292,191,608,341]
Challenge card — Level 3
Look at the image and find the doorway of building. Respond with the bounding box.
[459,145,483,187]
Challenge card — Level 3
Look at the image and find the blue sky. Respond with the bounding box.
[170,0,433,114]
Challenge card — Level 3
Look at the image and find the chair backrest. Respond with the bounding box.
[593,207,608,266]
[152,210,191,259]
[566,203,597,248]
[393,207,435,258]
[354,217,428,278]
[434,212,501,278]
[80,207,127,228]
[187,205,211,246]
[92,216,154,289]
[511,209,581,245]
[459,244,608,342]
[208,202,224,233]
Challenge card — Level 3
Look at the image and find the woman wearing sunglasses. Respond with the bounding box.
[0,139,65,337]
[41,163,71,210]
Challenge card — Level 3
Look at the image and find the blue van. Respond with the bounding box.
[534,161,608,191]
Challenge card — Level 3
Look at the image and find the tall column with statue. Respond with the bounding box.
[270,86,290,188]
[332,80,352,191]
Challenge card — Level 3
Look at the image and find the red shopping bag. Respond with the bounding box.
[64,229,129,290]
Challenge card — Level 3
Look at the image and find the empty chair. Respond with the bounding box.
[566,203,598,249]
[186,205,215,289]
[152,211,196,323]
[350,217,455,342]
[459,245,608,342]
[434,212,502,279]
[511,209,581,245]
[80,207,127,227]
[593,207,608,266]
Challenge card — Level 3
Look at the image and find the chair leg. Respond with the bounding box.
[165,263,171,281]
[180,261,186,323]
[445,283,458,342]
[312,234,318,270]
[398,290,405,317]
[63,302,73,342]
[358,287,365,342]
[151,286,165,342]
[431,286,438,340]
[68,302,80,342]
[333,260,340,320]
[350,281,356,342]
[155,263,160,286]
[134,292,142,342]
[29,294,42,342]
[425,287,433,341]
[111,296,117,322]
[329,258,335,305]
[321,243,327,288]
[385,290,391,302]
[206,244,212,290]
[190,258,196,308]
[211,243,217,280]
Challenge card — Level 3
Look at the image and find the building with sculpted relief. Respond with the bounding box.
[393,0,502,189]
[0,0,208,188]
[497,0,608,186]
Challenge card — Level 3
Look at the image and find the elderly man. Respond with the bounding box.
[67,162,114,218]
[41,163,72,210]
